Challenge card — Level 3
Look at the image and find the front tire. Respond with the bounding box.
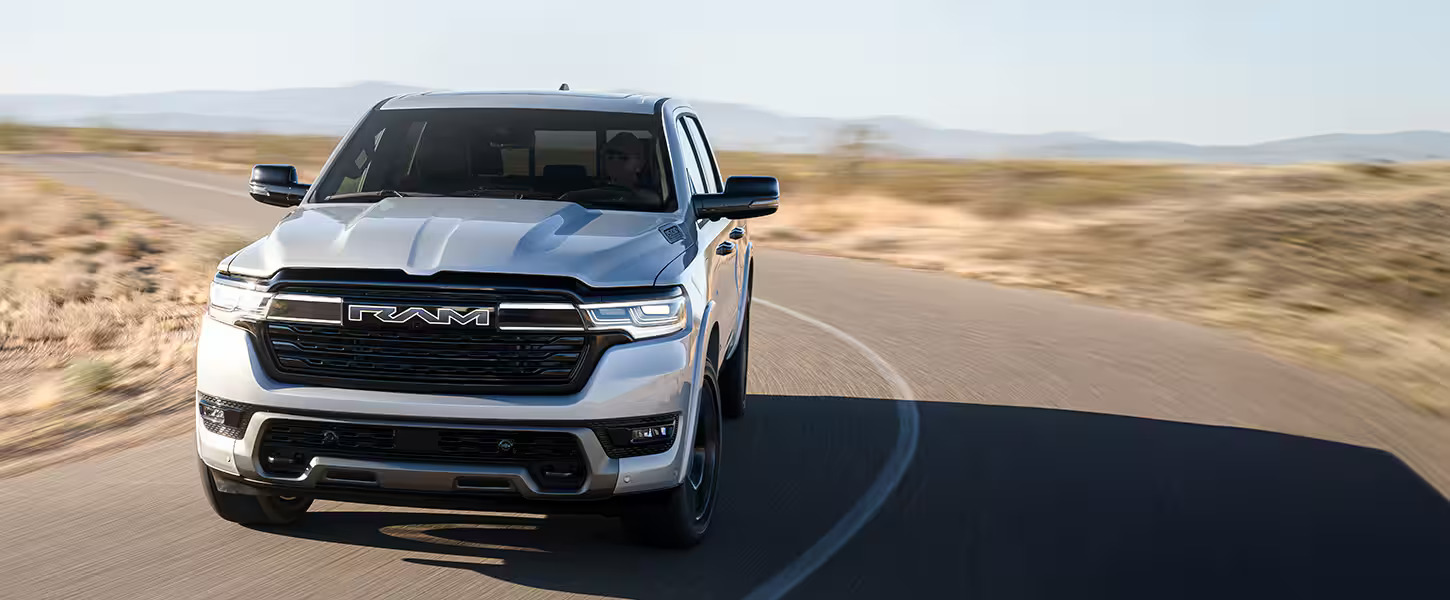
[622,363,722,548]
[198,459,312,526]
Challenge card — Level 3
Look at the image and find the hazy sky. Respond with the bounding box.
[4,0,1447,144]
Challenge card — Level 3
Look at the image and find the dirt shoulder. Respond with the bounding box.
[0,168,246,477]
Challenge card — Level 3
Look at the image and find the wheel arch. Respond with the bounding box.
[706,323,721,368]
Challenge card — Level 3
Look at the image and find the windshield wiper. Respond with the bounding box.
[323,190,442,202]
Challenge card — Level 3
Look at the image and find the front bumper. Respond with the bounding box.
[198,411,630,500]
[195,318,699,499]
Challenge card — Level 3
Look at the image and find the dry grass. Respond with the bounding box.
[0,122,39,152]
[750,161,1450,414]
[721,152,1199,218]
[3,125,338,181]
[0,169,247,461]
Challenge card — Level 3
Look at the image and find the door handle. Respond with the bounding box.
[729,227,745,240]
[716,241,735,256]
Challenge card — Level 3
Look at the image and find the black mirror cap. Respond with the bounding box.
[695,176,780,220]
[249,164,308,207]
[722,175,779,198]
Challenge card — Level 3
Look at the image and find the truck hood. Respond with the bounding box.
[224,198,685,288]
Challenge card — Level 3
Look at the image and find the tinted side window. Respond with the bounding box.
[682,116,720,193]
[675,119,706,194]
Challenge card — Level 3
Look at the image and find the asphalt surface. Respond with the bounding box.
[2,154,1449,599]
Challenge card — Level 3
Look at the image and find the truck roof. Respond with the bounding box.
[379,90,672,114]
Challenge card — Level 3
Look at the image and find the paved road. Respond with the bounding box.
[2,154,1449,599]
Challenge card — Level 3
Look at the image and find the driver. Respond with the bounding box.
[599,132,661,205]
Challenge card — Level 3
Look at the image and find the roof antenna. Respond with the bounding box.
[559,83,570,91]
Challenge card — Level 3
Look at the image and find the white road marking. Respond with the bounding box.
[745,299,921,600]
[56,155,249,198]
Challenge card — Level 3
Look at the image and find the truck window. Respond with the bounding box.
[675,118,707,194]
[681,116,721,192]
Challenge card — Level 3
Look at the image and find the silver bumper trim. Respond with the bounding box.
[233,412,621,499]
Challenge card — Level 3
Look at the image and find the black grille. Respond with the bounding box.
[259,420,586,490]
[251,279,621,394]
[266,421,396,450]
[263,322,588,388]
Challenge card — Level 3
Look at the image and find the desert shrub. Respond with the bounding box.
[43,274,96,305]
[114,232,156,259]
[58,211,110,235]
[0,224,38,244]
[65,239,108,255]
[97,270,154,298]
[823,125,886,189]
[63,358,116,395]
[1340,163,1402,179]
[9,248,52,264]
[119,139,159,153]
[78,319,121,348]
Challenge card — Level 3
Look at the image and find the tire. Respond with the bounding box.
[198,459,312,526]
[622,362,722,548]
[720,277,752,420]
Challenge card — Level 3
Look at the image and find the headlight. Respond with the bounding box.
[208,274,271,326]
[579,295,687,339]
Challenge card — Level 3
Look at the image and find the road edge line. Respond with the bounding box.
[744,299,920,600]
[58,155,248,198]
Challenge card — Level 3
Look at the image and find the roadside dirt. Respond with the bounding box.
[0,169,246,476]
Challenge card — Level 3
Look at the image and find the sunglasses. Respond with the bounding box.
[604,150,638,161]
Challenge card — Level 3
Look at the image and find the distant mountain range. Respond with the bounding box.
[4,82,1449,164]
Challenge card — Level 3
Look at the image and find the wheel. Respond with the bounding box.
[622,363,722,548]
[198,459,312,526]
[720,278,752,420]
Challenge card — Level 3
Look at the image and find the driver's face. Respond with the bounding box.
[605,148,643,186]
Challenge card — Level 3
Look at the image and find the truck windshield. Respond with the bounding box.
[311,108,674,212]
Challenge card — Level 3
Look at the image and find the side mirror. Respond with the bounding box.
[249,164,309,207]
[694,176,780,220]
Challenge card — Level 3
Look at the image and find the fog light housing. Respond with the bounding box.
[600,415,679,457]
[197,392,252,439]
[200,404,228,425]
[630,425,673,443]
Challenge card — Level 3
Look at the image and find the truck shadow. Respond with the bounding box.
[269,395,1450,599]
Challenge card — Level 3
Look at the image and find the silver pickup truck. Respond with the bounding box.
[194,89,778,547]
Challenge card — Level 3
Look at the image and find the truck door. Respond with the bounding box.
[675,114,740,351]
